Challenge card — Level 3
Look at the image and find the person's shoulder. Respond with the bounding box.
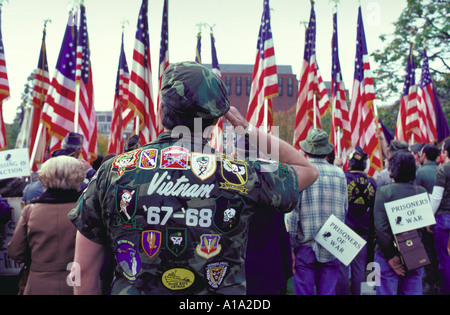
[415,184,428,194]
[441,162,450,172]
[326,162,346,177]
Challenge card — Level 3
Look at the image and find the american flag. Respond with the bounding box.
[418,48,450,144]
[0,7,9,151]
[195,31,201,64]
[157,0,169,136]
[128,0,157,145]
[108,32,130,155]
[29,27,51,170]
[330,10,351,157]
[395,43,420,143]
[349,6,382,177]
[75,4,97,163]
[246,0,278,133]
[293,4,330,149]
[41,6,96,162]
[40,12,78,155]
[209,30,224,152]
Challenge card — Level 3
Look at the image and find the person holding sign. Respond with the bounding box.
[373,150,427,295]
[287,129,348,295]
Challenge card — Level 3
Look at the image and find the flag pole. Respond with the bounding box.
[135,116,139,135]
[313,93,317,129]
[373,100,384,167]
[73,0,84,133]
[263,98,268,133]
[29,20,51,171]
[29,123,43,169]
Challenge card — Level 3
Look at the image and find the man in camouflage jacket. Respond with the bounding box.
[68,62,318,295]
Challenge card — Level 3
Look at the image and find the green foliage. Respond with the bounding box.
[371,0,450,126]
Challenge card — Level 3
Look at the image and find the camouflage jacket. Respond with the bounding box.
[68,132,299,295]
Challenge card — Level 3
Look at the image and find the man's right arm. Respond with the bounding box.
[224,106,318,191]
[71,231,105,295]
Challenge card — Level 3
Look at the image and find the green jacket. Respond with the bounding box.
[373,182,427,260]
[68,132,299,295]
[434,162,450,215]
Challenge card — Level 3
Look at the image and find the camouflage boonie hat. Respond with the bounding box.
[160,61,230,119]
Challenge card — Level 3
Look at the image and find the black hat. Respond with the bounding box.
[349,145,368,161]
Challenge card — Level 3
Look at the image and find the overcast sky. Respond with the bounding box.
[1,0,407,124]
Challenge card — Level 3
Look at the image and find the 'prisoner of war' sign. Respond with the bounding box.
[384,193,436,234]
[0,148,31,180]
[315,214,367,266]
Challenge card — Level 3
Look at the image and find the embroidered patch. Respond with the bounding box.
[115,239,141,281]
[213,195,245,234]
[162,268,195,290]
[160,146,189,170]
[220,158,248,193]
[166,227,187,257]
[139,149,158,170]
[141,230,162,258]
[195,234,222,259]
[112,151,139,177]
[191,152,216,181]
[114,185,140,229]
[205,262,228,289]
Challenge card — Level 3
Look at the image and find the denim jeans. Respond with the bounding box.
[374,251,423,295]
[434,214,450,295]
[292,245,341,295]
[336,238,367,295]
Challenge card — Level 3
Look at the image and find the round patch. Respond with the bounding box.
[162,268,195,290]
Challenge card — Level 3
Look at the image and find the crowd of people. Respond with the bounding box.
[0,61,449,295]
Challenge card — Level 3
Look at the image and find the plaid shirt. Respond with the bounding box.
[285,158,348,262]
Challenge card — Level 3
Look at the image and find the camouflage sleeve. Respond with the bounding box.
[67,163,109,246]
[251,159,300,213]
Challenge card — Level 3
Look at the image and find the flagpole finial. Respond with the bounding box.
[329,0,340,11]
[43,19,52,30]
[121,19,129,31]
[206,23,216,33]
[300,20,308,29]
[196,22,207,33]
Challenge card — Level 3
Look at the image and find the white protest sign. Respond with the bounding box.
[0,148,31,180]
[0,198,24,276]
[315,214,367,266]
[384,192,436,234]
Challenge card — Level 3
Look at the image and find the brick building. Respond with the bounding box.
[208,64,299,118]
[97,64,343,139]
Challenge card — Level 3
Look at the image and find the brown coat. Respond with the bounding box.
[8,201,77,295]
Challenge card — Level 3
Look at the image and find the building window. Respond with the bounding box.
[278,77,283,96]
[226,76,232,95]
[287,77,293,97]
[236,76,242,96]
[246,76,251,96]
